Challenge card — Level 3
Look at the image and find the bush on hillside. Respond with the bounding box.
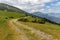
[39,18,45,24]
[5,17,8,19]
[18,18,29,22]
[32,18,46,24]
[31,17,37,23]
[9,16,14,18]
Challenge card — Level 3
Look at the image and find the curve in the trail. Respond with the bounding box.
[8,19,59,40]
[12,19,59,40]
[8,19,29,40]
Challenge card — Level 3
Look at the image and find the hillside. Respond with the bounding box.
[32,12,60,24]
[0,3,28,13]
[18,16,60,40]
[0,3,28,40]
[0,3,60,40]
[0,10,26,40]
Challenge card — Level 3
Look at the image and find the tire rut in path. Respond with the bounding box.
[7,19,29,40]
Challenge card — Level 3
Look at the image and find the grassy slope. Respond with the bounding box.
[1,10,60,40]
[19,16,60,39]
[0,3,27,13]
[0,10,26,40]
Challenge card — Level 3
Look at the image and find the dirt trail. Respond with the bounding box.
[8,19,29,40]
[8,19,59,40]
[12,19,58,40]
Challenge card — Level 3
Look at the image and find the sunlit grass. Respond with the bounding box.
[13,21,42,40]
[0,10,26,40]
[19,20,60,39]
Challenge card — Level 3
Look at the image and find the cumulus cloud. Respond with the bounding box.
[0,0,60,13]
[56,2,60,5]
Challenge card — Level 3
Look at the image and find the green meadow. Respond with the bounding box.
[0,10,26,40]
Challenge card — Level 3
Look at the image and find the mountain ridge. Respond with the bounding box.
[0,3,28,14]
[33,12,60,24]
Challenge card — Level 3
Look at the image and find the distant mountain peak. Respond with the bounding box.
[33,12,42,14]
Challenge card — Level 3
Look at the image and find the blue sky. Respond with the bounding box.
[0,0,60,13]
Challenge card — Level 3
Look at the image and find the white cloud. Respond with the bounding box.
[40,0,52,3]
[6,0,11,2]
[0,0,56,13]
[46,6,51,8]
[48,8,53,13]
[56,2,60,5]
